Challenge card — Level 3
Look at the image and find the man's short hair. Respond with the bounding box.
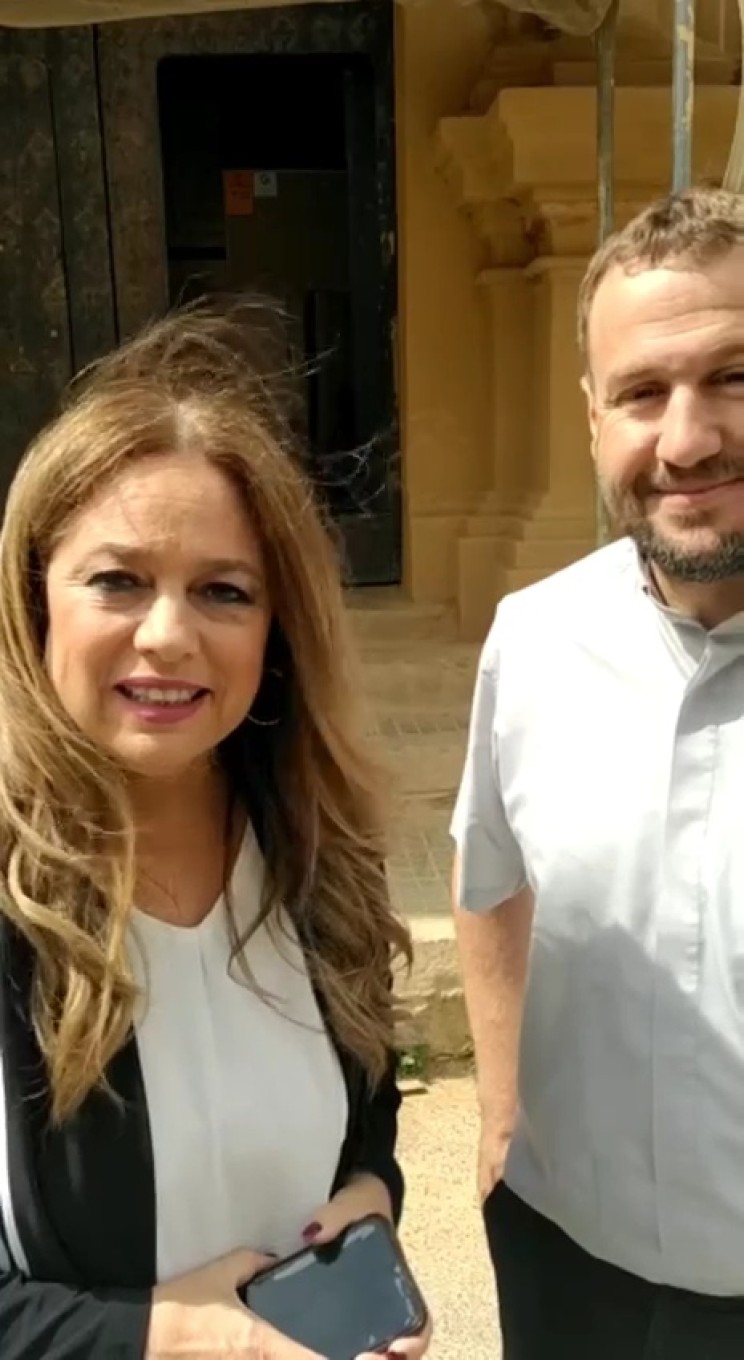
[578,186,744,363]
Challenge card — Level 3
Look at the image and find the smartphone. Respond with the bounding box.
[239,1213,428,1360]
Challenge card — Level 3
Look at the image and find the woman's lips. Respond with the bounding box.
[113,683,209,726]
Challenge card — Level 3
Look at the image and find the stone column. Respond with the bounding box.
[525,257,594,525]
[456,263,535,638]
[436,80,739,639]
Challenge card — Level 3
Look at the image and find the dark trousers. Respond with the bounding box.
[483,1181,744,1360]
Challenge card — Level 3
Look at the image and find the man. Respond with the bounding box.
[451,186,744,1360]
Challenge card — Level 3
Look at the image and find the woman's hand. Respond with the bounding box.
[300,1172,393,1247]
[302,1174,433,1360]
[357,1314,434,1360]
[147,1249,324,1359]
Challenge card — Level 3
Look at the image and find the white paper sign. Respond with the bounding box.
[254,171,278,199]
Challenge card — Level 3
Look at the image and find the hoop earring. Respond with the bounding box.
[246,710,280,728]
[246,667,284,728]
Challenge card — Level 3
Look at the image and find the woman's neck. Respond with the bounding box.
[128,764,242,926]
[129,763,228,854]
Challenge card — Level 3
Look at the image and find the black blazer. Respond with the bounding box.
[0,920,404,1360]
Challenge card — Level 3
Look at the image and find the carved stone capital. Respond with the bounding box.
[437,83,740,265]
[435,114,530,267]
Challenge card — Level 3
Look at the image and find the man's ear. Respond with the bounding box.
[581,372,599,461]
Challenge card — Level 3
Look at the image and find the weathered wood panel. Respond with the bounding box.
[0,50,71,498]
[47,27,117,370]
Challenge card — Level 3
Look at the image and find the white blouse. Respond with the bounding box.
[126,828,348,1282]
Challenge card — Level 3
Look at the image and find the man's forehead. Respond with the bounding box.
[587,250,744,378]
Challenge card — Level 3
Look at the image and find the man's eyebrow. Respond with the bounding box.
[607,342,744,394]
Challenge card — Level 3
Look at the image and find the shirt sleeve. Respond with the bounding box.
[0,1265,151,1360]
[351,1049,404,1225]
[450,614,526,912]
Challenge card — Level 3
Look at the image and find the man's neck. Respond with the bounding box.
[650,565,744,630]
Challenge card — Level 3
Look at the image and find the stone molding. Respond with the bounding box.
[437,85,740,264]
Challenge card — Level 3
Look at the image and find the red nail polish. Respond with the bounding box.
[302,1221,321,1241]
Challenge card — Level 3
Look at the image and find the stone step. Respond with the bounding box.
[389,808,469,1059]
[344,601,473,1059]
[505,565,559,591]
[346,589,458,645]
[384,738,465,798]
[515,537,594,571]
[361,641,479,710]
[396,915,470,1062]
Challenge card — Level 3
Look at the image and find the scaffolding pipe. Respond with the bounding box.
[672,0,696,190]
[596,0,618,247]
[594,0,618,546]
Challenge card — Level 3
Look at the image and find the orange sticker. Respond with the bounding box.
[223,170,254,217]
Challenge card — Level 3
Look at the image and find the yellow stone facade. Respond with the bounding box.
[2,0,741,643]
[396,0,742,639]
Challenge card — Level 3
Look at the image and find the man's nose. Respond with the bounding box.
[656,387,724,469]
[134,594,197,662]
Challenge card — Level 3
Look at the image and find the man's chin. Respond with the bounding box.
[627,520,744,584]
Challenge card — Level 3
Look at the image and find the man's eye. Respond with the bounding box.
[87,570,141,593]
[717,369,744,387]
[626,385,663,404]
[201,581,253,605]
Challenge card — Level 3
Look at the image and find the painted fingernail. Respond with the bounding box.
[302,1221,322,1241]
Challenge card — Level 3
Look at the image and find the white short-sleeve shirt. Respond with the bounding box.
[127,827,348,1281]
[452,538,744,1296]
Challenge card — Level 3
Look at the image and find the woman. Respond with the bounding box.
[0,305,429,1359]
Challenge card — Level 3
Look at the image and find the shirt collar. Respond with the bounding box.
[635,547,744,640]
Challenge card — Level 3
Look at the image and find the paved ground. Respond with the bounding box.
[353,601,498,1355]
[355,608,479,1053]
[352,602,477,929]
[397,1075,500,1360]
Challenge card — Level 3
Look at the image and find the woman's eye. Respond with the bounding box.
[201,581,253,605]
[86,570,141,593]
[717,369,744,387]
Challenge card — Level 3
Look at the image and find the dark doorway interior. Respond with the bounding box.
[157,52,400,585]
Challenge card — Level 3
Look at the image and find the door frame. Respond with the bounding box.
[97,2,401,584]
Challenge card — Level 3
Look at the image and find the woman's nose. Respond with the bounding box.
[133,594,197,662]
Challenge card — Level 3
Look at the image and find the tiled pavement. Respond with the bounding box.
[362,647,475,924]
[351,598,479,1048]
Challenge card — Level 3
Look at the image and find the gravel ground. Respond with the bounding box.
[398,1075,501,1360]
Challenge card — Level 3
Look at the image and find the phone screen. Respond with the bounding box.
[244,1216,426,1360]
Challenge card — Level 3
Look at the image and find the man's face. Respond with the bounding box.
[584,248,744,583]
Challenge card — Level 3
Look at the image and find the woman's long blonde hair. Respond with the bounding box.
[0,302,411,1124]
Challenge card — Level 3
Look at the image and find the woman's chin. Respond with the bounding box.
[107,734,212,783]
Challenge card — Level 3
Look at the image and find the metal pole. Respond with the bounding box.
[596,0,618,246]
[595,0,618,546]
[672,0,696,190]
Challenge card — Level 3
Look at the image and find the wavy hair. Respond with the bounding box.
[0,301,411,1124]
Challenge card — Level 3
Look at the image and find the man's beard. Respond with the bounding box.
[629,520,744,582]
[602,458,744,583]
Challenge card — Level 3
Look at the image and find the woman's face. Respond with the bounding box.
[45,452,271,779]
